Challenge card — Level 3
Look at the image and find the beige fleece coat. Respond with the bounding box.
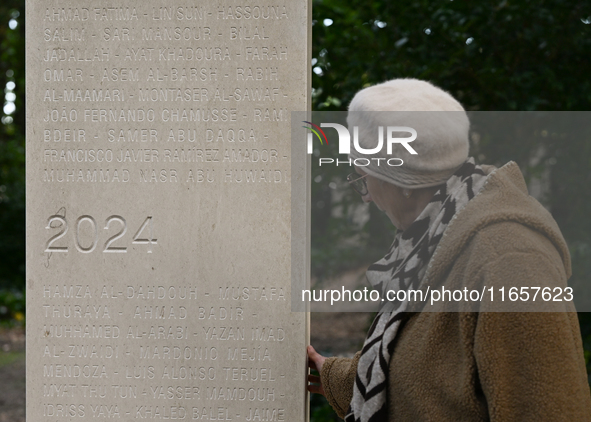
[321,162,591,421]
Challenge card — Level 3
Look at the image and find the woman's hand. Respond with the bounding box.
[307,345,327,396]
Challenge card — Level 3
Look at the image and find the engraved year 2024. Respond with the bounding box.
[45,215,156,253]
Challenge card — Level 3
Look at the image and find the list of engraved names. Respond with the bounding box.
[41,5,291,186]
[28,2,307,421]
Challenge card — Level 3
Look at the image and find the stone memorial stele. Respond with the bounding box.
[26,1,311,421]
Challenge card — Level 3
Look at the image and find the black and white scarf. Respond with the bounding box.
[345,158,489,422]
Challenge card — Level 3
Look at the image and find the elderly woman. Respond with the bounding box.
[307,79,591,421]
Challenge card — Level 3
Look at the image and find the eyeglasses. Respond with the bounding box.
[347,173,369,196]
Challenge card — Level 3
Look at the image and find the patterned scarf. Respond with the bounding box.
[345,158,490,422]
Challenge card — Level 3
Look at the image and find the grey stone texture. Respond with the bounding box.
[26,2,310,421]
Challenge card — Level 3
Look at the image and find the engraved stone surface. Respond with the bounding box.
[26,2,310,420]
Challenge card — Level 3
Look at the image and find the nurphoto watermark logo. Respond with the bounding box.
[303,121,417,167]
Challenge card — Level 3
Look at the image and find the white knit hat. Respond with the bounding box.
[347,78,469,189]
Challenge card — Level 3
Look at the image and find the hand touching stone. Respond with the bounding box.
[307,345,327,396]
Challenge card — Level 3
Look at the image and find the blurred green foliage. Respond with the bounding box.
[0,0,590,418]
[0,289,24,325]
[310,0,591,275]
[0,2,25,330]
[0,1,25,297]
[310,393,341,422]
[0,350,24,367]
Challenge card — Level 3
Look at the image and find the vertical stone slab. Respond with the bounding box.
[26,2,310,421]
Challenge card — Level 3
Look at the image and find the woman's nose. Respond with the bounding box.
[362,192,372,203]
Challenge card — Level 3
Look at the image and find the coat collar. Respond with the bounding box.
[422,161,571,290]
